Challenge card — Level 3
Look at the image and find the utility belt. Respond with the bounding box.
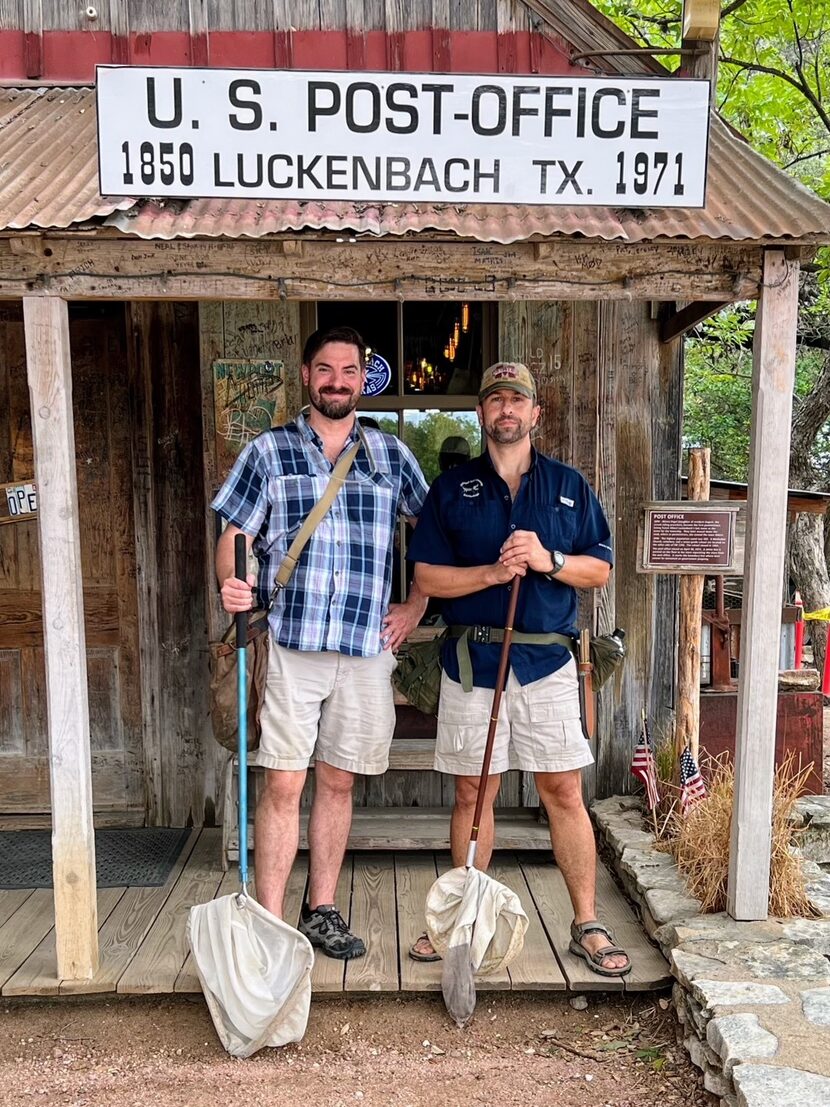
[447,624,577,693]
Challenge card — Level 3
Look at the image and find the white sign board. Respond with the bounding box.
[96,66,710,207]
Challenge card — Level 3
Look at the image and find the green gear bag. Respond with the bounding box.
[392,627,448,717]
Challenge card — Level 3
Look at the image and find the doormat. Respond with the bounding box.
[0,827,192,889]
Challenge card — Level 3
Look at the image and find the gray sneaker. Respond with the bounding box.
[299,903,366,960]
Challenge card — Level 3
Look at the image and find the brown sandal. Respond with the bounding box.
[408,932,441,962]
[568,920,631,977]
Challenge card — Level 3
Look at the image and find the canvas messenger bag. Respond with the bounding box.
[208,440,360,752]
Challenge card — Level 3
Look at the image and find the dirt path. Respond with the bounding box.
[0,992,715,1107]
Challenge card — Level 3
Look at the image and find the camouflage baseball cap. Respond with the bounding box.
[478,362,537,402]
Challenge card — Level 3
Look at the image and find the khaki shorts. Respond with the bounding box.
[255,642,398,775]
[435,657,593,776]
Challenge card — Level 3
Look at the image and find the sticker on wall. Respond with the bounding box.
[213,358,286,477]
[0,480,37,526]
[363,353,392,397]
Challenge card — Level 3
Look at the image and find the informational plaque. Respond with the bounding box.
[639,502,740,573]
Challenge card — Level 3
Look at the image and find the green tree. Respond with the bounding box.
[595,0,830,674]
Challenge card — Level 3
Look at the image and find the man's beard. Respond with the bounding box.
[483,414,531,445]
[309,384,360,420]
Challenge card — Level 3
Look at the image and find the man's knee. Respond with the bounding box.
[314,760,356,798]
[536,770,586,813]
[454,774,499,809]
[260,768,306,806]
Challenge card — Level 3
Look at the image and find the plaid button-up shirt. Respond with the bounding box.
[212,413,429,657]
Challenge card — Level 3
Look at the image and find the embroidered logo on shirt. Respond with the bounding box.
[560,495,575,507]
[460,479,484,499]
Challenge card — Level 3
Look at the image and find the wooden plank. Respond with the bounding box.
[489,856,565,990]
[310,858,352,993]
[676,448,711,764]
[3,887,125,997]
[520,857,624,992]
[23,295,97,980]
[0,239,764,304]
[660,300,730,344]
[397,853,442,992]
[0,890,34,929]
[60,828,200,995]
[0,590,120,648]
[593,865,670,993]
[728,251,800,921]
[0,889,56,992]
[226,808,551,857]
[344,853,397,992]
[117,829,223,994]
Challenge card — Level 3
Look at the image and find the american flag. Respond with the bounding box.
[630,714,660,811]
[679,746,707,815]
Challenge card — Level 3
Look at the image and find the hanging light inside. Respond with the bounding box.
[461,303,470,333]
[453,320,460,346]
[443,345,450,359]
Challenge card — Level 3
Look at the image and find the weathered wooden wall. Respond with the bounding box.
[126,301,211,827]
[595,300,681,799]
[0,303,144,817]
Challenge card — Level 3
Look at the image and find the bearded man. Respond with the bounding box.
[407,362,630,978]
[214,326,428,960]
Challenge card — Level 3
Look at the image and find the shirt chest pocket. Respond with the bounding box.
[536,503,578,553]
[268,473,323,537]
[344,468,397,539]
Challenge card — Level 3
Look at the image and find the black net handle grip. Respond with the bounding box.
[234,532,248,648]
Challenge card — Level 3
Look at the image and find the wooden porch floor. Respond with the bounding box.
[0,829,670,998]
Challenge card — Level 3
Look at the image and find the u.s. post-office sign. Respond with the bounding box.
[96,66,710,207]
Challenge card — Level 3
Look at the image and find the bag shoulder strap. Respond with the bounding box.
[268,436,361,606]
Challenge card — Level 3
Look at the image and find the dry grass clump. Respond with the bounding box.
[659,752,821,918]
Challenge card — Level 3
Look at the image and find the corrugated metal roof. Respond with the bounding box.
[2,86,830,244]
[0,88,133,229]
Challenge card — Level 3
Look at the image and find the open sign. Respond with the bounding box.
[1,481,37,525]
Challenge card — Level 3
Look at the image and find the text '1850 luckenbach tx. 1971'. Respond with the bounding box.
[96,67,710,207]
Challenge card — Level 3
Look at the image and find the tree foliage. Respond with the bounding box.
[595,0,830,496]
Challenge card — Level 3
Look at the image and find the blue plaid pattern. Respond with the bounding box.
[212,413,429,657]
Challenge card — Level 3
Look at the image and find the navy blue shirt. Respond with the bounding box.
[407,449,613,688]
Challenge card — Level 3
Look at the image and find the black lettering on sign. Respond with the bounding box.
[512,86,540,136]
[556,160,583,194]
[386,157,411,191]
[631,88,660,139]
[228,80,263,131]
[472,85,507,136]
[146,76,182,129]
[591,88,625,138]
[543,87,572,137]
[386,83,419,134]
[346,82,381,133]
[444,158,468,192]
[422,83,454,134]
[308,82,340,131]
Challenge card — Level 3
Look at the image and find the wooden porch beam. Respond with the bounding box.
[0,238,763,303]
[659,300,730,343]
[23,295,99,979]
[726,250,800,921]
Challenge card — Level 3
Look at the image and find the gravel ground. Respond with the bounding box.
[0,992,716,1107]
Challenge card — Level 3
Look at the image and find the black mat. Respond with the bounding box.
[0,827,192,889]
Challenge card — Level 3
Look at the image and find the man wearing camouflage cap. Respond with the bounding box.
[406,362,630,977]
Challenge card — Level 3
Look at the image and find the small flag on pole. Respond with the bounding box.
[630,711,660,811]
[679,746,707,815]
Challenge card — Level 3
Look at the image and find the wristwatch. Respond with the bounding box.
[545,549,566,579]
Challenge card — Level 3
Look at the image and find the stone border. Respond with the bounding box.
[591,795,830,1107]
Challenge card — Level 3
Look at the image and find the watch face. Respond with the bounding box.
[551,550,565,573]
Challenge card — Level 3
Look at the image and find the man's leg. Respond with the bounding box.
[410,772,502,960]
[535,769,628,972]
[450,772,503,869]
[254,767,307,918]
[307,760,355,907]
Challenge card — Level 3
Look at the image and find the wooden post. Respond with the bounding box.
[23,296,99,979]
[676,447,710,763]
[727,250,800,921]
